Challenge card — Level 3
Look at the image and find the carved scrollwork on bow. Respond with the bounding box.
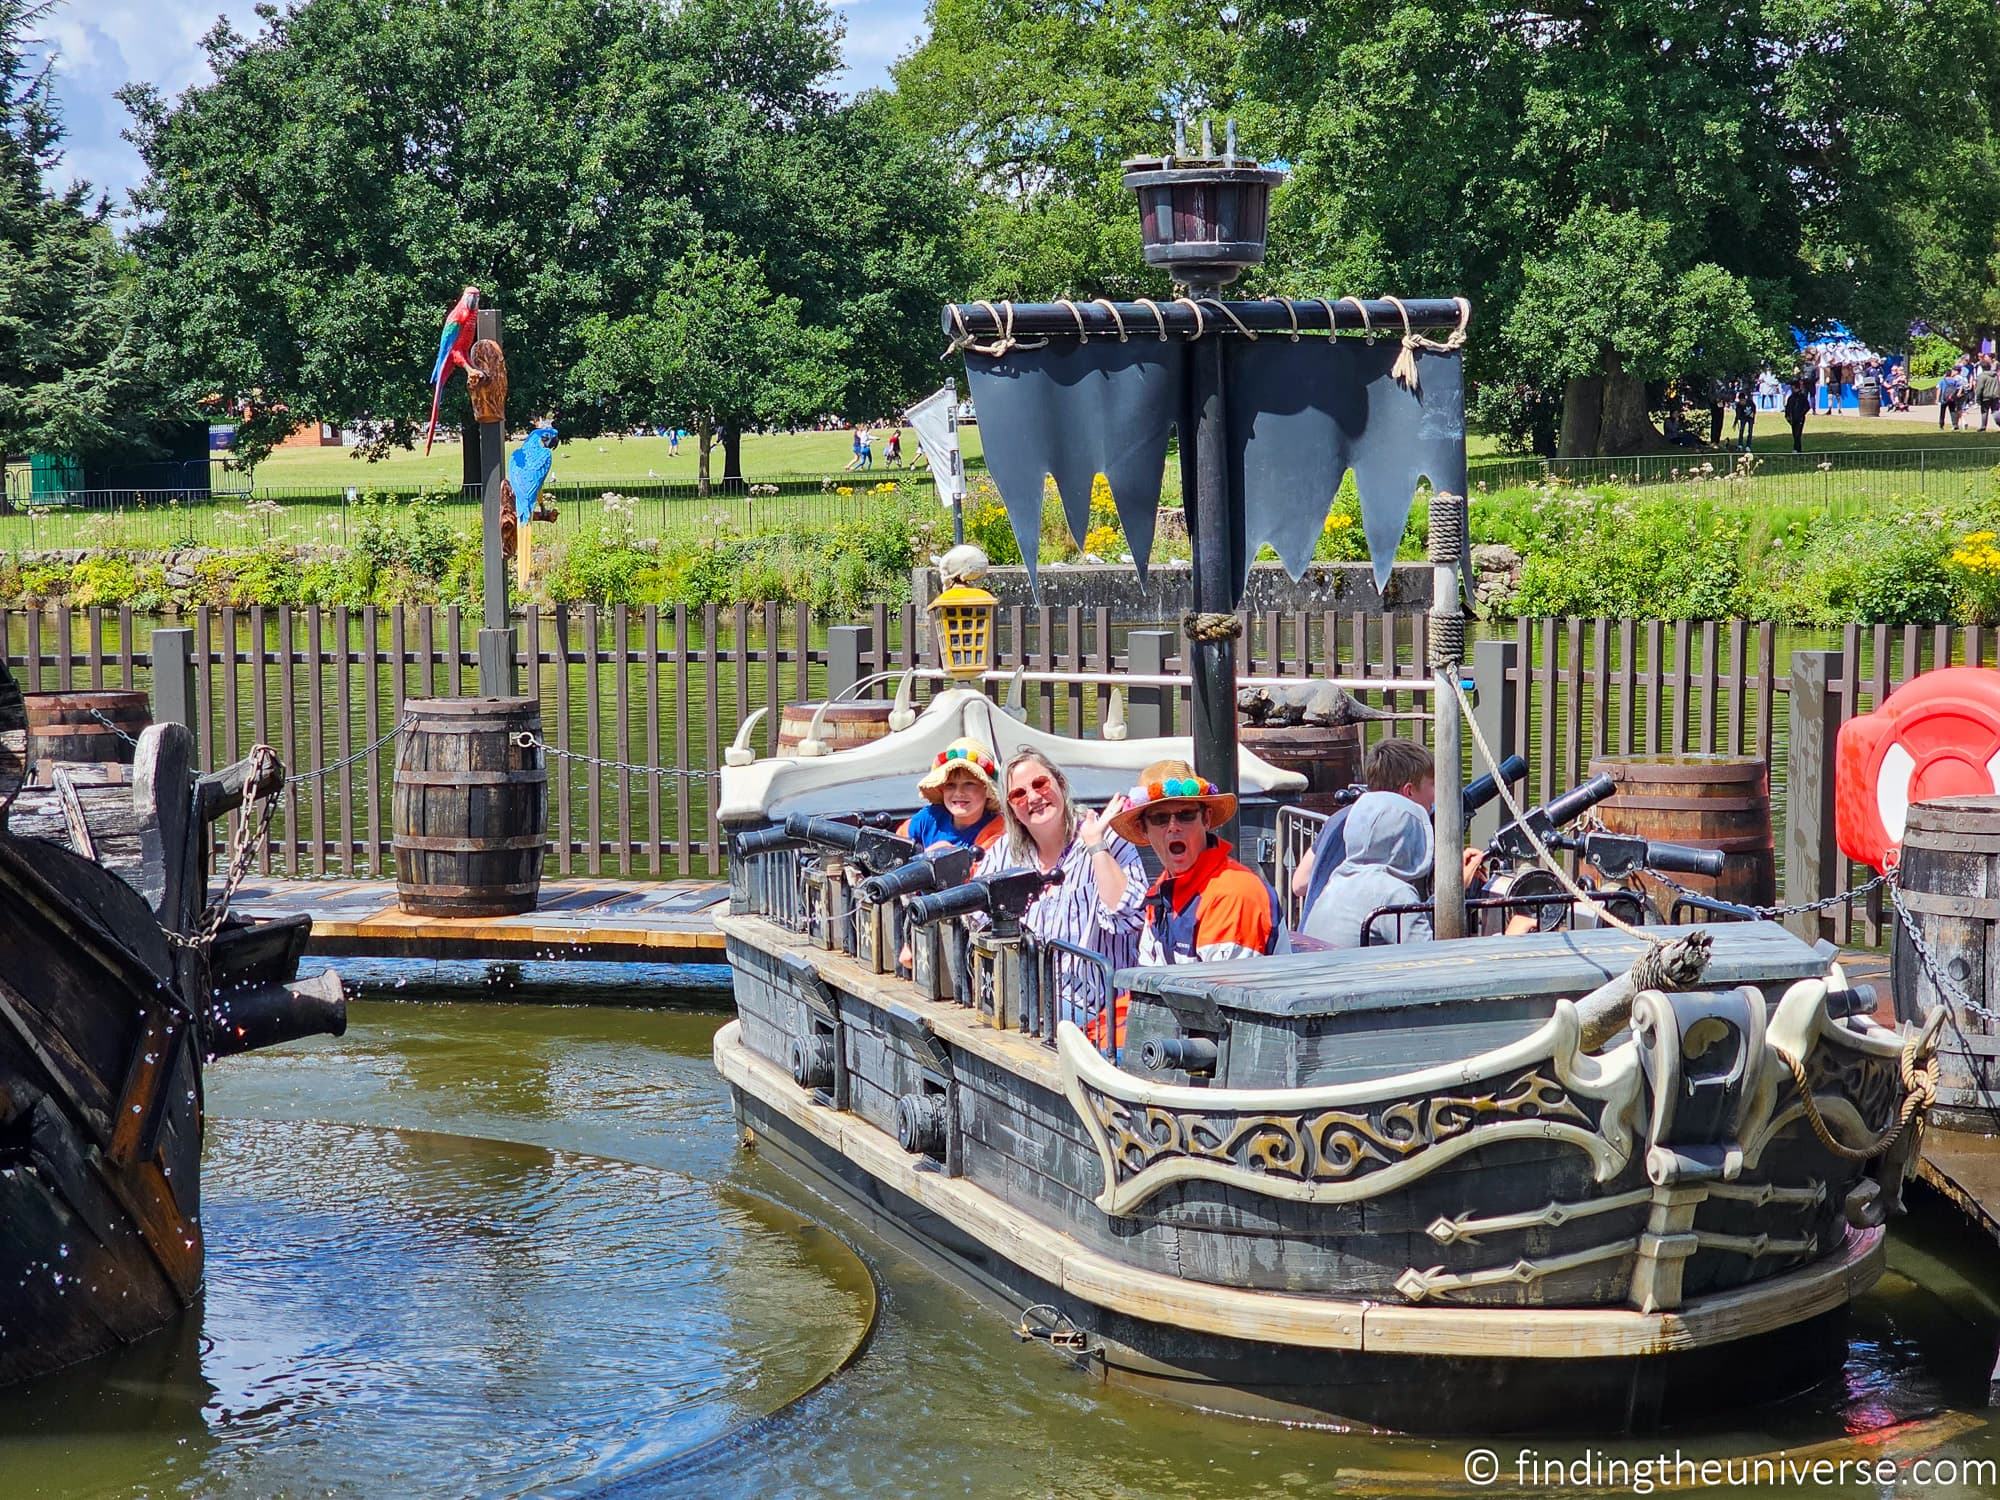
[1059,1006,1643,1216]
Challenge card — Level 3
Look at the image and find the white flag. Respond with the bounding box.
[904,384,966,504]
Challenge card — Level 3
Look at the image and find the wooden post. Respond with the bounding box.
[1785,648,1842,942]
[1127,629,1173,739]
[826,625,869,701]
[149,627,197,738]
[1469,637,1519,847]
[474,306,515,697]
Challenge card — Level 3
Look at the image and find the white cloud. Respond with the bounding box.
[34,0,929,213]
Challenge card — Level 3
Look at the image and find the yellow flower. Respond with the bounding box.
[836,485,854,496]
[1082,523,1121,557]
[1966,530,1997,544]
[1322,512,1354,532]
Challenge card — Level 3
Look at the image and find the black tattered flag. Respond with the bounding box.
[963,333,1467,600]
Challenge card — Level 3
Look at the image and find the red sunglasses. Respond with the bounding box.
[1006,774,1057,805]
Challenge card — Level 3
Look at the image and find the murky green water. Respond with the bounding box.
[5,987,1999,1498]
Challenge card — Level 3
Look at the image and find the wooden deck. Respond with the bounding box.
[237,877,730,964]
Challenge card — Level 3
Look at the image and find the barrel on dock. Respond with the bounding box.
[25,691,150,775]
[393,698,548,917]
[777,701,893,756]
[1240,724,1362,815]
[1586,754,1777,913]
[1891,797,2000,1131]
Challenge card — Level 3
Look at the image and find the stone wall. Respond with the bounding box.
[911,560,1431,646]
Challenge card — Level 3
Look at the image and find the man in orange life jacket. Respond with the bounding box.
[1087,759,1280,1051]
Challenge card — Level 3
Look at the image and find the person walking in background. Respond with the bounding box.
[1817,353,1835,414]
[1785,379,1810,452]
[886,428,902,466]
[1939,367,1962,430]
[1733,384,1756,451]
[668,428,680,457]
[1977,356,1999,432]
[1706,378,1726,446]
[857,427,874,469]
[1757,370,1780,411]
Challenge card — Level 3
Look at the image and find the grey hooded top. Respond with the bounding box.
[1299,792,1435,949]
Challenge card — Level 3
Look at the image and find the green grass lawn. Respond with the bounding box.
[238,425,988,491]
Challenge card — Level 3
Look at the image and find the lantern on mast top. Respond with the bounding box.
[1122,118,1284,291]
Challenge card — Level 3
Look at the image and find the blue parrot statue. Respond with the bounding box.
[507,427,559,523]
[423,285,481,455]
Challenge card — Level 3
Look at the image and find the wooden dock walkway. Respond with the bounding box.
[238,877,730,964]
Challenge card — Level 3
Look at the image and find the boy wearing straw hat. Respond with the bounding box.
[902,738,1006,853]
[1091,759,1280,1050]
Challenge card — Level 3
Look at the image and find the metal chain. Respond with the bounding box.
[511,731,713,780]
[166,743,280,950]
[286,715,414,785]
[86,707,139,747]
[1887,873,2000,1025]
[1886,869,2000,1130]
[1644,867,1890,924]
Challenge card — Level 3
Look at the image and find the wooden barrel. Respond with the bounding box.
[1240,723,1363,815]
[393,698,547,917]
[1586,754,1777,913]
[25,691,150,772]
[777,701,893,755]
[1891,797,2000,1131]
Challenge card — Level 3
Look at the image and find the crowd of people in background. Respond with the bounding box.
[1937,354,2000,431]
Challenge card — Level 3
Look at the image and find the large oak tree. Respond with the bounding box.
[122,0,965,469]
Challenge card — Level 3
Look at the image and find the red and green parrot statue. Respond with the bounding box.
[423,285,481,455]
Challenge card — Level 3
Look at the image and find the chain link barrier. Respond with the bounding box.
[285,716,413,785]
[510,730,714,780]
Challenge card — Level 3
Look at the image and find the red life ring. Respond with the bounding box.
[1834,666,2000,872]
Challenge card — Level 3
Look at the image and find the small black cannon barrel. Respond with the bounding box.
[1140,1036,1219,1074]
[1641,839,1727,878]
[1825,985,1877,1020]
[782,813,919,875]
[784,813,862,850]
[857,845,980,905]
[905,868,1060,928]
[1463,754,1527,819]
[735,823,799,857]
[205,970,347,1059]
[905,879,998,928]
[1544,772,1619,828]
[895,1091,949,1158]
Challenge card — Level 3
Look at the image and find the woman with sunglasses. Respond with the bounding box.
[979,749,1146,1029]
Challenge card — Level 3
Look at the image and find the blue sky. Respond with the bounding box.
[34,0,924,214]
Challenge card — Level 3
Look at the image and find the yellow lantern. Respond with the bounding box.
[928,583,999,679]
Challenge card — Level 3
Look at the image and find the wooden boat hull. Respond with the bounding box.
[719,1020,1875,1432]
[718,903,1924,1432]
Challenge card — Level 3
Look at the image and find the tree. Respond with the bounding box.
[890,0,1238,300]
[0,0,173,487]
[1240,0,2000,453]
[573,242,841,494]
[121,0,963,469]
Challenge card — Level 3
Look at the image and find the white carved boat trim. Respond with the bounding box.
[1058,1007,1646,1215]
[1396,1239,1640,1303]
[716,687,1307,822]
[716,1020,1886,1357]
[1427,1188,1655,1245]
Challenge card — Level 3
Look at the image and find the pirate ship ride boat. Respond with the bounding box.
[0,661,345,1385]
[716,154,1938,1427]
[713,690,1938,1431]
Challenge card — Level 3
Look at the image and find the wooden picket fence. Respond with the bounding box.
[0,603,1979,933]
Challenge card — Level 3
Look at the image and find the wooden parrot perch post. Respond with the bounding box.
[470,308,516,697]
